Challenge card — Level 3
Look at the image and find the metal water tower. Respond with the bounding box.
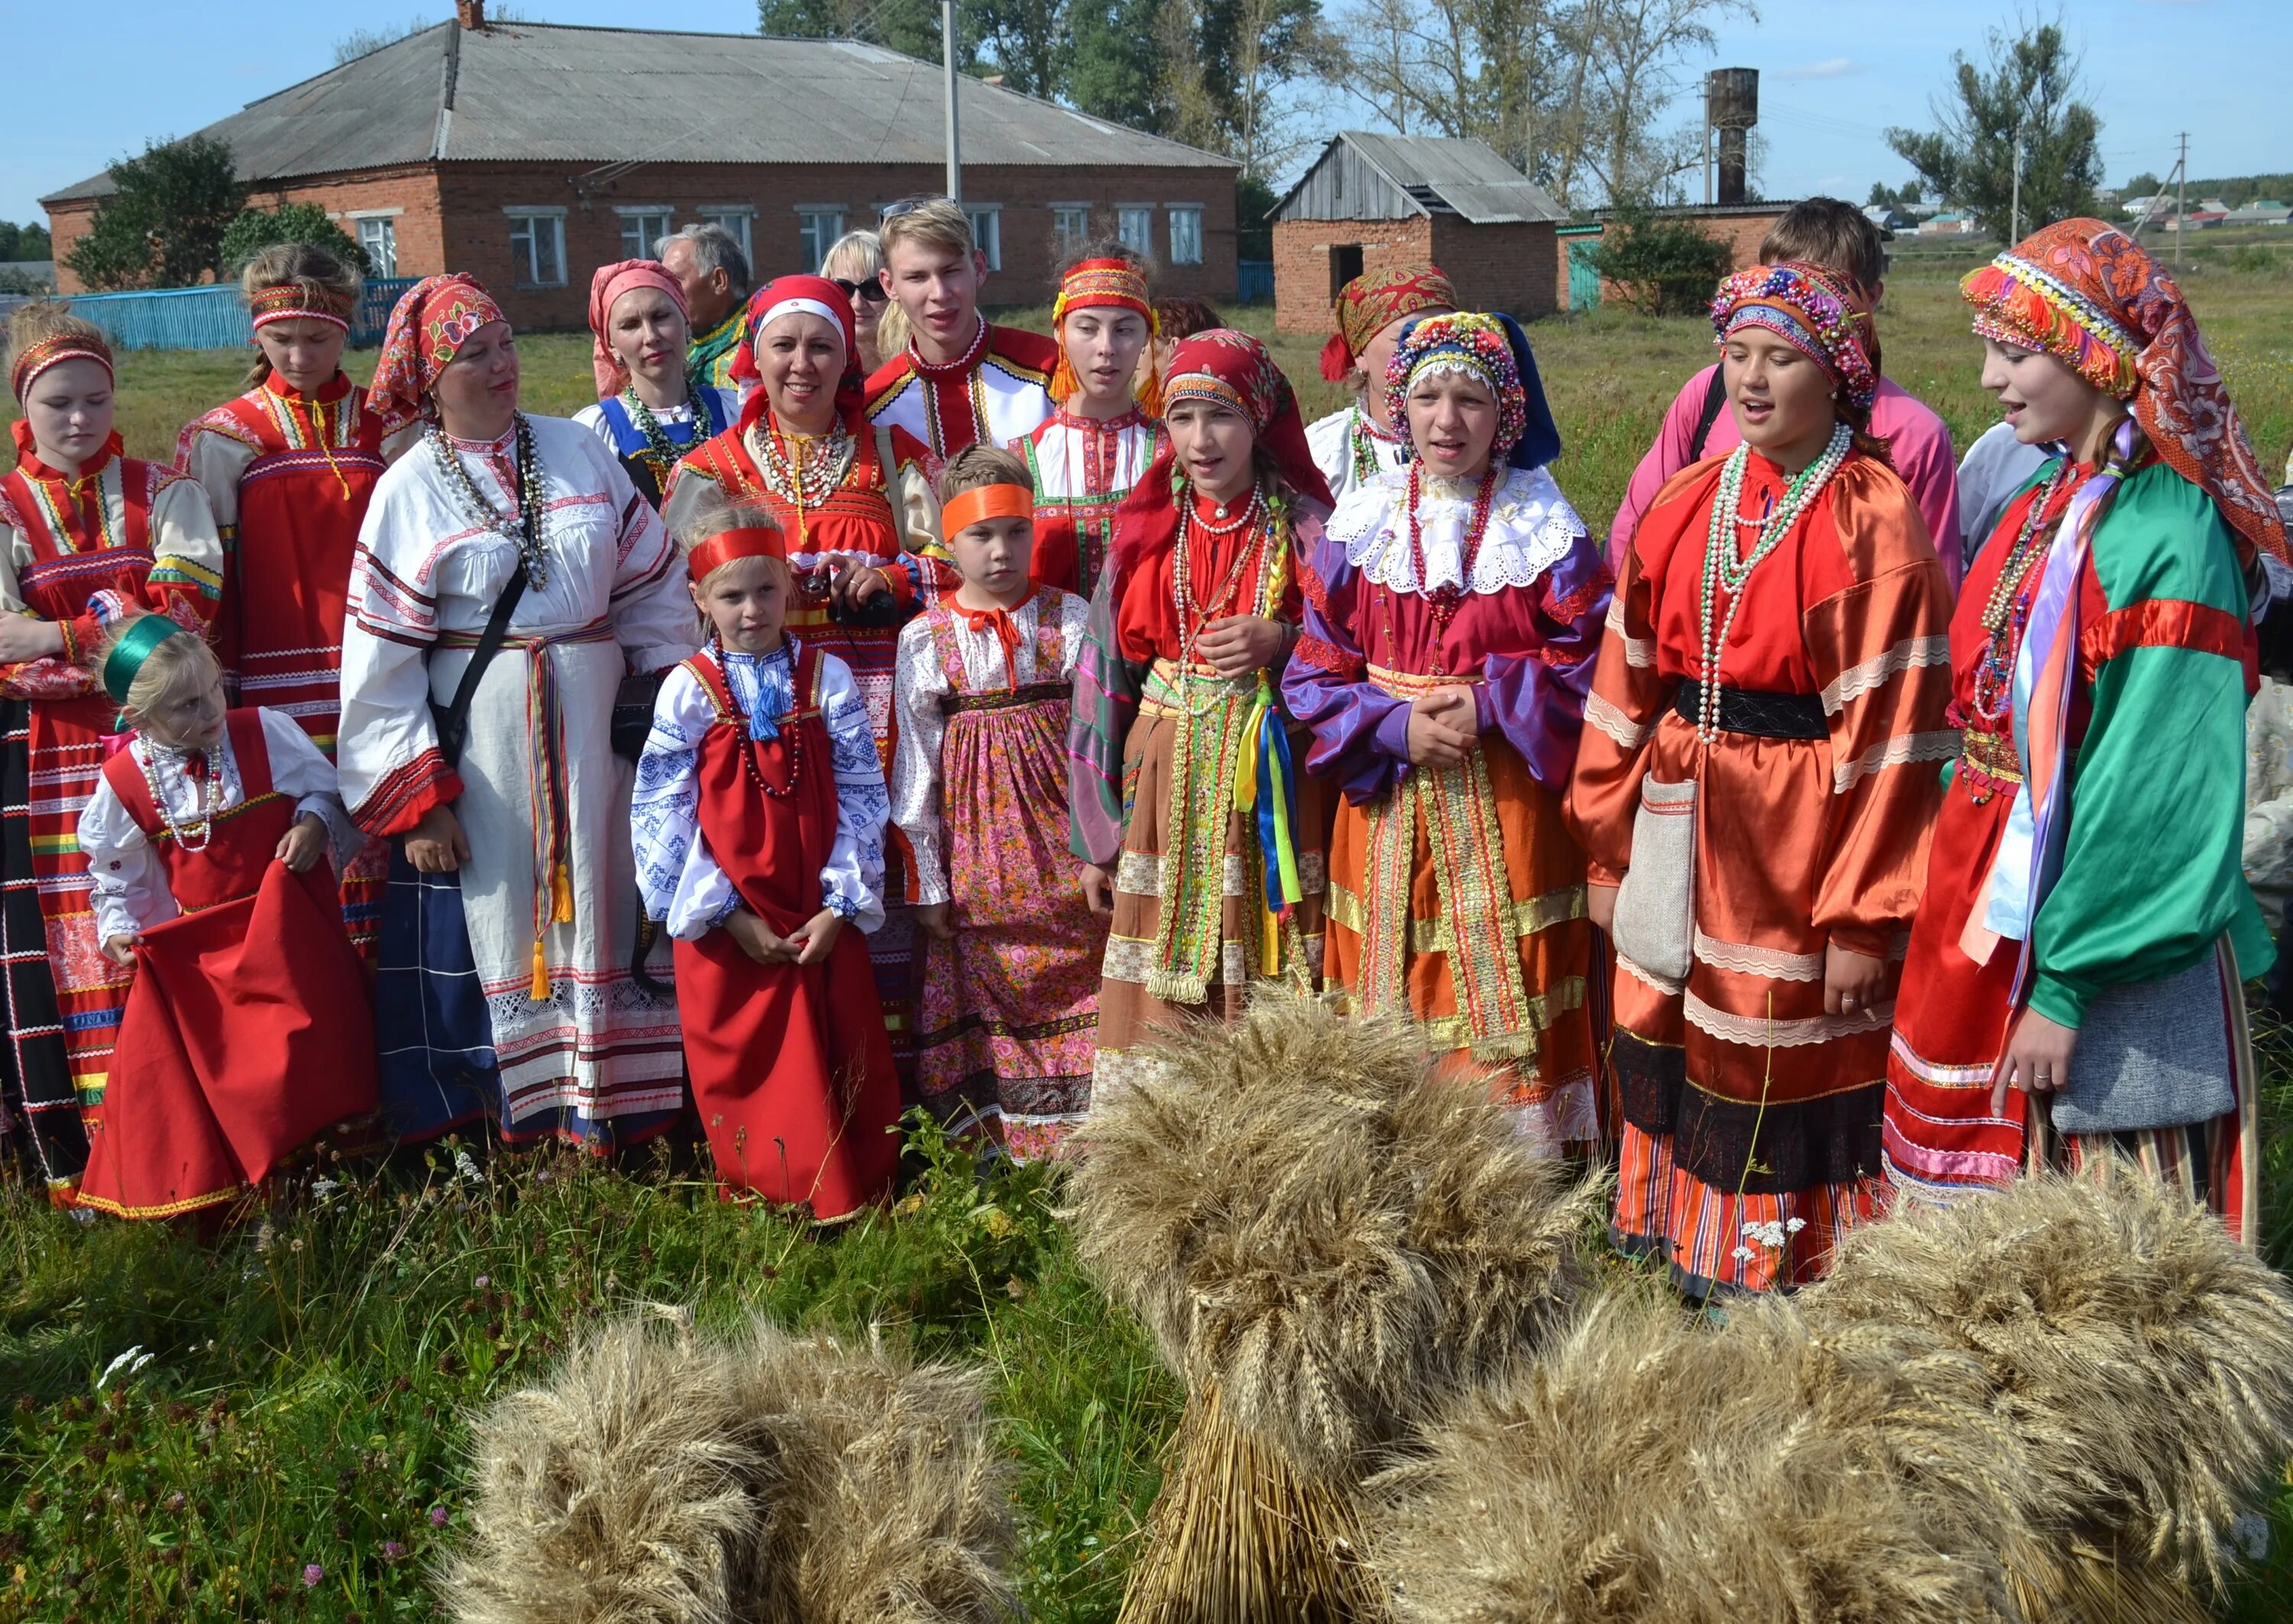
[1705,68,1759,205]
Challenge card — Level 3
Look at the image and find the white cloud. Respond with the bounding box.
[1779,57,1864,79]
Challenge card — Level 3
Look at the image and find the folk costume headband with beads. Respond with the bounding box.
[687,526,787,583]
[1964,217,2288,566]
[10,332,113,404]
[248,282,355,335]
[100,614,192,706]
[941,483,1033,537]
[1050,258,1161,412]
[1384,311,1557,470]
[1710,261,1878,414]
[368,273,507,423]
[1319,264,1458,383]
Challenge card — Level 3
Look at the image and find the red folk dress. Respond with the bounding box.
[177,372,406,955]
[75,711,377,1219]
[667,645,900,1218]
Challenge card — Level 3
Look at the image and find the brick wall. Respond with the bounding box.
[44,202,95,291]
[1428,217,1558,323]
[49,160,1237,323]
[1271,216,1435,334]
[1555,206,1793,310]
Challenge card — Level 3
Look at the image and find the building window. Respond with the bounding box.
[1052,203,1091,251]
[965,205,1003,271]
[616,207,673,260]
[1117,206,1153,258]
[796,209,845,273]
[1167,206,1203,266]
[507,209,566,287]
[355,216,397,277]
[699,209,754,261]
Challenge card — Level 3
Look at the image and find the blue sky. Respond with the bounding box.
[2,0,2284,232]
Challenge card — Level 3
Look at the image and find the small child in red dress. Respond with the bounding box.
[74,614,377,1219]
[890,446,1100,1159]
[631,494,901,1217]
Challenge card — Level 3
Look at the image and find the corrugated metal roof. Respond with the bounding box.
[45,21,1234,203]
[1274,132,1566,226]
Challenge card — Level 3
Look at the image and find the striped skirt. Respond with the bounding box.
[28,695,131,1123]
[0,699,82,1195]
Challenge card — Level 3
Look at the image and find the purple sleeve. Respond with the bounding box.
[1281,538,1412,806]
[1474,530,1612,795]
[1606,368,1711,570]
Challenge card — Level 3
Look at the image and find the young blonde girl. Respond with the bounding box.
[73,615,374,1218]
[631,495,900,1217]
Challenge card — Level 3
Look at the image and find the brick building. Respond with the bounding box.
[41,4,1238,328]
[1558,201,1800,310]
[1270,133,1566,335]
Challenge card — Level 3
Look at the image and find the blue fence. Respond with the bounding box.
[60,277,417,351]
[1237,259,1274,303]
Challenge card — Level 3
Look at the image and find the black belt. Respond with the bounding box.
[1672,679,1827,741]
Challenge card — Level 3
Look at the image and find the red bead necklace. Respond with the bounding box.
[716,643,804,799]
[1404,462,1499,677]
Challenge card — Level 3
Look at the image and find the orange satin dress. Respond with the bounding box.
[1563,449,1951,1295]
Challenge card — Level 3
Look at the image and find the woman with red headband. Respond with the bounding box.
[631,494,899,1216]
[1019,245,1165,596]
[0,303,222,1201]
[1883,221,2285,1242]
[1069,329,1333,1093]
[571,258,739,509]
[336,274,696,1152]
[663,274,935,1082]
[1565,262,1953,1297]
[175,242,411,962]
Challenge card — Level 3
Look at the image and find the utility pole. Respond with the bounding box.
[2009,129,2023,245]
[943,0,962,204]
[2175,131,2188,268]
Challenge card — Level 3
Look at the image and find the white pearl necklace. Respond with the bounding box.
[137,738,228,853]
[1695,424,1853,745]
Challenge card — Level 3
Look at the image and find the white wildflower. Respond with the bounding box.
[311,1178,342,1200]
[96,1346,145,1390]
[453,1149,483,1183]
[1784,1216,1807,1235]
[1730,1246,1757,1264]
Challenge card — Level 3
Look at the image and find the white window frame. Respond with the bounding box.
[697,206,755,262]
[614,204,674,261]
[795,206,846,274]
[1166,203,1204,266]
[1050,202,1092,251]
[504,206,567,287]
[345,207,403,277]
[1116,204,1154,258]
[964,203,1004,271]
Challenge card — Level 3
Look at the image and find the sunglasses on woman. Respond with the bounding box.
[832,277,889,306]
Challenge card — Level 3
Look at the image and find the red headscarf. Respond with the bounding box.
[368,273,506,423]
[1319,264,1458,383]
[1963,218,2288,566]
[1119,329,1333,571]
[586,259,689,400]
[727,274,864,436]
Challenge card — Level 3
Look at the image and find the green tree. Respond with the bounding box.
[217,202,371,276]
[1588,209,1731,314]
[2123,170,2159,198]
[0,220,52,261]
[1068,0,1169,130]
[63,135,244,291]
[1885,19,2102,234]
[757,0,975,66]
[1867,181,1895,206]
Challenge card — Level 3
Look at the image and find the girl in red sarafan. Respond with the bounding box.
[175,244,414,960]
[631,496,900,1219]
[73,616,376,1220]
[0,306,222,1199]
[893,446,1099,1160]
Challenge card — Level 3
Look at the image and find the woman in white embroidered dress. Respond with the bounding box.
[336,274,698,1150]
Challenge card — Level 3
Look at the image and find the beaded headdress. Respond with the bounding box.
[248,281,355,334]
[1709,262,1878,414]
[1383,310,1565,470]
[9,331,113,404]
[1051,258,1159,411]
[1963,219,2285,566]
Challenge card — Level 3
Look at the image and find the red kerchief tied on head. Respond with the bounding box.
[586,259,690,400]
[1319,264,1458,383]
[730,274,863,435]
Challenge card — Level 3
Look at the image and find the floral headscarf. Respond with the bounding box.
[585,259,689,400]
[1383,310,1562,472]
[1962,218,2286,565]
[1320,264,1457,383]
[368,274,507,423]
[1709,261,1878,415]
[726,274,862,436]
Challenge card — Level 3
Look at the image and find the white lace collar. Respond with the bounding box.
[1326,464,1586,595]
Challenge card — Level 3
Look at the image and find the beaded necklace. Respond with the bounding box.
[717,643,803,799]
[1348,407,1406,488]
[1404,463,1500,678]
[426,414,549,589]
[1170,482,1270,673]
[1695,425,1853,745]
[137,737,227,853]
[1968,459,2077,723]
[618,388,697,481]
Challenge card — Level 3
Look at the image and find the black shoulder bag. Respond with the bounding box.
[430,462,537,770]
[1687,364,1730,463]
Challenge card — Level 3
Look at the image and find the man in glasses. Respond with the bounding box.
[864,196,1057,481]
[658,222,754,397]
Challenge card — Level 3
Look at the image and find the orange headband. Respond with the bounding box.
[940,484,1033,538]
[686,526,786,582]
